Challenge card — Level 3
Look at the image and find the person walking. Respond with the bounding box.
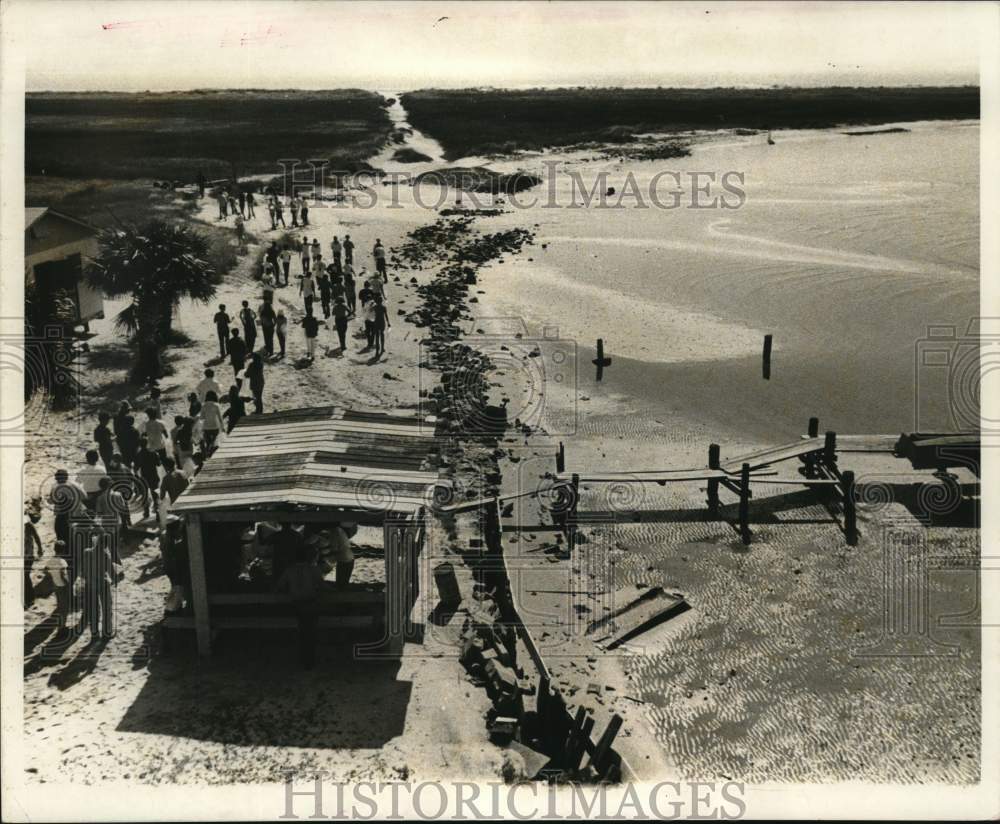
[331,522,357,590]
[330,235,342,271]
[238,189,247,218]
[300,197,309,227]
[300,270,316,316]
[343,234,354,266]
[332,296,349,353]
[343,264,357,316]
[117,415,141,471]
[214,304,231,358]
[310,237,321,263]
[224,385,249,433]
[81,531,116,641]
[159,457,190,506]
[290,196,300,227]
[267,197,276,230]
[246,353,266,414]
[113,401,132,443]
[358,280,375,351]
[197,171,206,198]
[317,270,332,319]
[373,238,386,276]
[201,391,224,452]
[372,294,391,358]
[227,192,239,218]
[24,507,43,608]
[370,270,386,301]
[266,241,280,275]
[136,436,161,518]
[300,237,311,274]
[239,300,258,352]
[77,448,106,510]
[144,408,170,463]
[276,310,288,358]
[217,191,228,220]
[302,309,320,361]
[93,411,115,469]
[246,190,257,218]
[227,327,248,379]
[196,368,222,403]
[280,245,292,286]
[275,197,287,228]
[259,300,276,356]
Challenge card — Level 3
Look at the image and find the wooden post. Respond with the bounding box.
[842,470,858,546]
[824,430,837,468]
[739,463,751,545]
[568,473,580,553]
[556,441,565,474]
[762,334,773,380]
[184,514,212,656]
[808,417,820,438]
[707,443,721,516]
[586,714,623,775]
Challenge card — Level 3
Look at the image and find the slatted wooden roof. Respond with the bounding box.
[171,406,442,517]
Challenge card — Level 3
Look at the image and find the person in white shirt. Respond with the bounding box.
[196,368,222,404]
[76,449,107,508]
[144,408,170,461]
[330,522,357,589]
[200,391,224,452]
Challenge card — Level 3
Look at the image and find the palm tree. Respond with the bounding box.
[87,220,219,381]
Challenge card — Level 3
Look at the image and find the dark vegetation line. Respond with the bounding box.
[26,89,393,180]
[400,86,980,159]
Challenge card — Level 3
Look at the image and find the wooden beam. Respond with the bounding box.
[184,513,212,656]
[586,714,623,775]
[196,508,395,525]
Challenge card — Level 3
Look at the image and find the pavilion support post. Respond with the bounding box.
[707,443,721,517]
[185,513,212,656]
[739,463,751,545]
[842,470,858,546]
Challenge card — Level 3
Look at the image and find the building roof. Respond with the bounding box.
[25,206,98,233]
[170,406,443,518]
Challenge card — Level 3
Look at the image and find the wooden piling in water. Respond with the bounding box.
[556,441,565,474]
[707,443,721,516]
[762,334,773,379]
[824,430,837,467]
[842,469,858,545]
[739,462,751,544]
[808,417,819,438]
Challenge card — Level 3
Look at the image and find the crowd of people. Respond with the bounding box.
[26,182,398,650]
[223,227,395,368]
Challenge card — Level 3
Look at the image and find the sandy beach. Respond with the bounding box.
[21,115,981,786]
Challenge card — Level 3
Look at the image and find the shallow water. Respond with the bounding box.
[476,120,980,440]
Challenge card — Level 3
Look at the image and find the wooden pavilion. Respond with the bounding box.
[166,406,442,656]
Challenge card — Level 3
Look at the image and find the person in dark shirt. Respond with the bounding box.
[94,411,115,468]
[227,328,247,378]
[317,272,332,319]
[224,385,249,433]
[136,436,161,518]
[239,301,257,352]
[268,523,304,588]
[343,234,354,265]
[113,401,131,442]
[259,300,277,357]
[372,295,391,358]
[117,415,141,471]
[159,457,189,506]
[332,296,350,352]
[245,353,266,414]
[301,310,320,361]
[213,304,231,358]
